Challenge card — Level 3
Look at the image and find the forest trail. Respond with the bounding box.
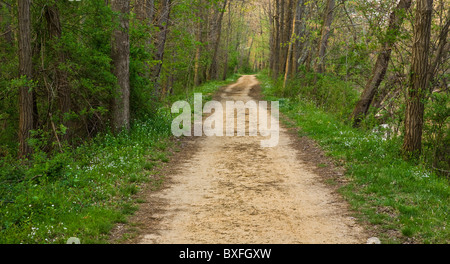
[133,75,367,244]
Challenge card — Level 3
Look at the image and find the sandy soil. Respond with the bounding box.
[118,75,368,244]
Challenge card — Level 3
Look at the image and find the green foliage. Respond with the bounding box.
[268,68,360,121]
[0,113,173,243]
[0,71,238,243]
[422,92,450,174]
[259,72,450,244]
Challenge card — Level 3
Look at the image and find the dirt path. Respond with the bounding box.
[126,75,367,244]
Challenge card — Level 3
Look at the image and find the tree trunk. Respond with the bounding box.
[209,0,228,80]
[45,3,72,141]
[277,0,286,76]
[351,0,412,127]
[147,0,155,23]
[426,9,450,93]
[18,0,34,158]
[135,0,153,21]
[151,0,171,95]
[292,0,305,75]
[403,0,433,158]
[193,0,206,86]
[284,0,304,88]
[136,0,155,82]
[111,0,131,132]
[222,0,232,80]
[280,0,294,75]
[268,0,274,77]
[272,0,281,79]
[315,0,335,74]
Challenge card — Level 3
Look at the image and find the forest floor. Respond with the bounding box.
[111,75,370,244]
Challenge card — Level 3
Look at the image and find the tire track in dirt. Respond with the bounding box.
[128,75,367,244]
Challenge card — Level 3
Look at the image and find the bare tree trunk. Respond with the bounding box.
[18,0,34,157]
[351,0,412,127]
[292,0,305,75]
[259,6,266,71]
[222,0,232,80]
[277,0,286,76]
[403,0,433,158]
[151,0,172,95]
[111,0,131,132]
[194,0,206,86]
[268,0,275,77]
[303,3,314,72]
[314,0,335,74]
[283,0,304,88]
[209,0,228,80]
[280,0,294,75]
[272,0,281,78]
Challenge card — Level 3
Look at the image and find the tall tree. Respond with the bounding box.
[403,0,433,157]
[222,0,232,80]
[193,0,208,86]
[135,0,155,80]
[208,0,228,80]
[292,0,305,75]
[271,0,281,78]
[351,0,412,127]
[426,9,450,93]
[111,0,131,132]
[151,0,172,95]
[284,0,304,88]
[314,0,335,74]
[17,0,34,157]
[44,2,72,140]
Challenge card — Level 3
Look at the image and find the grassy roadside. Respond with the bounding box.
[0,74,240,244]
[257,72,449,244]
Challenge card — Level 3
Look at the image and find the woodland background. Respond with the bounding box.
[0,0,448,243]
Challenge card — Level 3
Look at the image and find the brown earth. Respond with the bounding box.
[111,75,369,244]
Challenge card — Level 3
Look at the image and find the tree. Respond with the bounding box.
[111,0,131,132]
[222,0,232,80]
[314,0,335,74]
[44,2,72,141]
[291,0,305,75]
[426,9,450,93]
[271,0,281,78]
[284,0,305,88]
[403,0,433,158]
[193,0,207,86]
[17,0,34,157]
[151,0,172,95]
[208,0,228,81]
[351,0,412,127]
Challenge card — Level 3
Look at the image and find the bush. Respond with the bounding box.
[264,68,360,121]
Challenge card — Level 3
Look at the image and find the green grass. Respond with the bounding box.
[258,72,449,244]
[0,115,173,244]
[0,74,241,244]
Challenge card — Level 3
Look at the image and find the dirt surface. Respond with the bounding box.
[113,75,368,244]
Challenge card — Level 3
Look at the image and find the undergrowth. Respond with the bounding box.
[0,74,240,244]
[258,71,449,244]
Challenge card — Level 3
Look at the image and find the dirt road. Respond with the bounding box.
[131,75,367,244]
